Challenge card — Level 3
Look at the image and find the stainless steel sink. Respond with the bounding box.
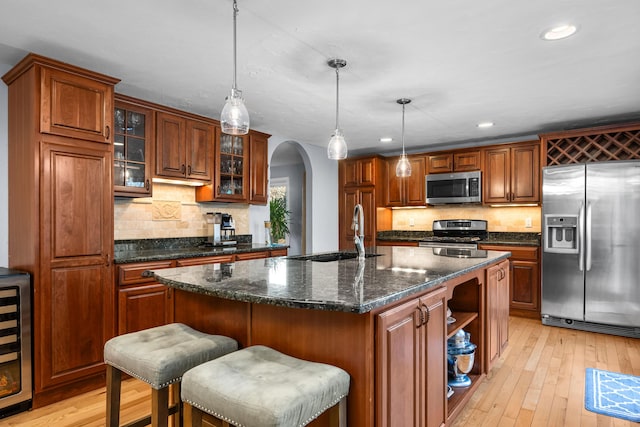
[286,252,382,262]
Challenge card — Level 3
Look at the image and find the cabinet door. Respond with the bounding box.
[427,154,453,174]
[483,147,510,204]
[118,284,174,334]
[40,67,113,143]
[341,159,360,187]
[39,141,114,391]
[359,187,377,246]
[186,119,213,181]
[486,260,509,370]
[339,188,359,250]
[419,288,447,427]
[359,157,377,186]
[511,260,539,312]
[385,157,404,207]
[214,131,248,201]
[404,156,426,206]
[453,150,481,171]
[249,132,269,204]
[499,262,510,353]
[376,298,422,427]
[155,111,186,178]
[114,100,153,197]
[510,143,540,203]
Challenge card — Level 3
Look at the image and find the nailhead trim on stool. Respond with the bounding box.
[104,323,238,427]
[181,345,350,427]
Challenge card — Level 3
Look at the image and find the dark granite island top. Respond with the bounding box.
[148,245,510,314]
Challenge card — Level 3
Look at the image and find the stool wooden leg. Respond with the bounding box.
[106,365,121,427]
[191,406,203,427]
[328,396,347,427]
[152,387,169,427]
[171,382,182,427]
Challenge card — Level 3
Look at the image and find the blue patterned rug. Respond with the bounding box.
[585,368,640,422]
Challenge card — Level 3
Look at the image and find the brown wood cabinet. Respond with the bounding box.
[338,156,386,250]
[486,259,510,371]
[155,111,213,182]
[249,131,269,204]
[385,155,426,207]
[114,95,154,197]
[480,244,540,318]
[116,261,175,334]
[2,53,120,407]
[483,141,540,204]
[376,287,446,427]
[427,150,480,174]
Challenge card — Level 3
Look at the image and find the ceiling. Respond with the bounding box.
[1,0,640,157]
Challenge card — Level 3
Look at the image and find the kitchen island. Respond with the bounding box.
[149,245,510,426]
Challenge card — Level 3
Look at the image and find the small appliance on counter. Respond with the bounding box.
[205,212,237,247]
[447,329,476,388]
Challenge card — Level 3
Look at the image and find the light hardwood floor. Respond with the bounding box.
[2,316,639,426]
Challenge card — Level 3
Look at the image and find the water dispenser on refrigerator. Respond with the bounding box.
[543,215,579,254]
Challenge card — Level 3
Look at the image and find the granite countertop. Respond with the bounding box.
[148,245,511,314]
[114,242,287,264]
[376,231,541,247]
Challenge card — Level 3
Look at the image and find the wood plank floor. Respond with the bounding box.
[2,316,639,426]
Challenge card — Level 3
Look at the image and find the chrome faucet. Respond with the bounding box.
[352,203,365,260]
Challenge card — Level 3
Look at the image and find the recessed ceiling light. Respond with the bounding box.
[541,24,577,41]
[477,122,494,128]
[380,137,393,143]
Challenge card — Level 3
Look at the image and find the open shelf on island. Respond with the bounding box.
[447,311,478,339]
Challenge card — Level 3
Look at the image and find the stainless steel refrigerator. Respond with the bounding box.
[541,160,640,338]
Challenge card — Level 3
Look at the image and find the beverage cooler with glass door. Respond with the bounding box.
[0,268,32,418]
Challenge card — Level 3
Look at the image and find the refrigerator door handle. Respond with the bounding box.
[586,201,592,271]
[579,202,585,272]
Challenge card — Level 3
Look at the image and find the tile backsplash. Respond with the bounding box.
[114,184,249,240]
[391,205,541,232]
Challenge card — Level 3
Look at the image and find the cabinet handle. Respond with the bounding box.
[217,185,220,196]
[421,304,431,325]
[105,125,110,140]
[181,164,186,174]
[145,179,150,191]
[415,307,423,328]
[105,254,110,267]
[187,165,192,176]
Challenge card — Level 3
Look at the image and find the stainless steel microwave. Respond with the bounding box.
[425,170,482,204]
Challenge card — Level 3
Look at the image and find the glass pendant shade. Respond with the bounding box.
[328,128,348,159]
[396,154,412,177]
[221,88,249,135]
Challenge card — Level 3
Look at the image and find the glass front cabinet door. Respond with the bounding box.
[215,129,248,201]
[113,97,153,197]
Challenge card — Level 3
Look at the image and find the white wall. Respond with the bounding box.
[249,135,339,253]
[0,63,10,267]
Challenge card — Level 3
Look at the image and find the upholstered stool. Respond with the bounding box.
[181,345,350,427]
[104,323,238,427]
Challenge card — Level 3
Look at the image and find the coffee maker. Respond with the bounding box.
[205,213,236,246]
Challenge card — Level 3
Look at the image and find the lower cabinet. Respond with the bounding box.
[376,287,446,427]
[486,259,510,371]
[479,245,540,317]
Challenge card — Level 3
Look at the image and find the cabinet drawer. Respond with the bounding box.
[269,248,288,257]
[176,255,235,266]
[235,251,268,261]
[479,245,539,261]
[118,260,175,285]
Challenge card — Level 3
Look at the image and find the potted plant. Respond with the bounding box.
[269,197,291,244]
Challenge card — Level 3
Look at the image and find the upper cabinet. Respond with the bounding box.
[196,129,270,204]
[40,65,116,144]
[114,95,153,197]
[427,150,480,174]
[483,141,540,205]
[155,111,213,182]
[342,156,379,187]
[384,155,426,207]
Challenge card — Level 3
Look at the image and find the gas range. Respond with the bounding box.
[419,220,488,250]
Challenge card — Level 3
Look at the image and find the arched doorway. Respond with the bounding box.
[270,142,308,255]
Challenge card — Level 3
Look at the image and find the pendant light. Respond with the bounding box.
[220,0,250,135]
[396,98,412,177]
[327,58,348,160]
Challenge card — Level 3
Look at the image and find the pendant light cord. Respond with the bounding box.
[232,0,238,90]
[335,67,340,130]
[401,102,406,155]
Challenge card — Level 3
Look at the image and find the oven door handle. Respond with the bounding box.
[418,242,478,250]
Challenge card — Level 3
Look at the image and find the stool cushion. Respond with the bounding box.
[104,323,237,389]
[182,345,350,427]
